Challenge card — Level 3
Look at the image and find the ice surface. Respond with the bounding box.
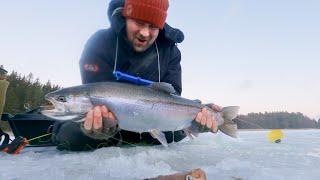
[1,130,320,180]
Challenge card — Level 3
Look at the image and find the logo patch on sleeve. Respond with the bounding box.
[84,64,99,72]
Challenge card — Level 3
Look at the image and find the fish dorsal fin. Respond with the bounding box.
[149,129,168,147]
[192,99,202,104]
[150,82,176,94]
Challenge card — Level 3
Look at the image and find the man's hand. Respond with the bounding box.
[149,168,206,180]
[195,104,222,133]
[186,168,206,180]
[83,105,117,133]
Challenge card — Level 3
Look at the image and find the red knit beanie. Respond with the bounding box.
[122,0,169,29]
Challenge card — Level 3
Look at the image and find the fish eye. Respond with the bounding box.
[57,96,67,102]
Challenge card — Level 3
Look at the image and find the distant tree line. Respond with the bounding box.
[1,71,59,131]
[3,71,60,114]
[235,112,319,129]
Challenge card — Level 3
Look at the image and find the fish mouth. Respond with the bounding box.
[41,97,55,110]
[40,98,63,117]
[41,97,81,120]
[41,96,56,111]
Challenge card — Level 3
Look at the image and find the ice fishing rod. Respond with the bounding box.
[0,132,53,155]
[113,71,153,86]
[233,117,264,129]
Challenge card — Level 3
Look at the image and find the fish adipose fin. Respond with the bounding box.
[150,82,176,94]
[192,99,202,104]
[183,127,199,140]
[149,129,168,147]
[219,106,240,138]
[184,120,203,140]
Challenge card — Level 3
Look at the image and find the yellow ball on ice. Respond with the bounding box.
[267,129,284,143]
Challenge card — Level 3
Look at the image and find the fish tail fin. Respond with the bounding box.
[219,106,240,138]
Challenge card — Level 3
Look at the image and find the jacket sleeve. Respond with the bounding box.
[51,121,121,151]
[79,30,115,84]
[162,45,182,95]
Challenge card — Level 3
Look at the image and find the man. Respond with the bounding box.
[0,66,10,147]
[52,0,220,151]
[0,66,9,120]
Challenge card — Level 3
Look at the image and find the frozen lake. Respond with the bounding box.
[1,129,319,180]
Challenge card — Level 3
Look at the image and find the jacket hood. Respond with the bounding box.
[107,0,184,43]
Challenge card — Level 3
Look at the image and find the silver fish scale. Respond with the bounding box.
[85,82,203,132]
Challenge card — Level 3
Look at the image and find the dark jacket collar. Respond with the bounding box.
[107,0,184,44]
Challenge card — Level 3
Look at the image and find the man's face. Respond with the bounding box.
[125,18,159,52]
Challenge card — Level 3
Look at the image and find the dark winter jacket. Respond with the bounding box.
[52,0,186,151]
[80,0,184,94]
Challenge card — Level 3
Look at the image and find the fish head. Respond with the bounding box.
[41,87,93,121]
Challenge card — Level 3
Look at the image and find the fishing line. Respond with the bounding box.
[7,117,260,150]
[155,40,161,82]
[27,133,52,143]
[94,130,141,147]
[234,117,264,129]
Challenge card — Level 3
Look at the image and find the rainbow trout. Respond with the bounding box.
[42,82,239,146]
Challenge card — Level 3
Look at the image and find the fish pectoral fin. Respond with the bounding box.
[149,129,168,147]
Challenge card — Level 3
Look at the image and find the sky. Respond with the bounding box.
[0,0,319,119]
